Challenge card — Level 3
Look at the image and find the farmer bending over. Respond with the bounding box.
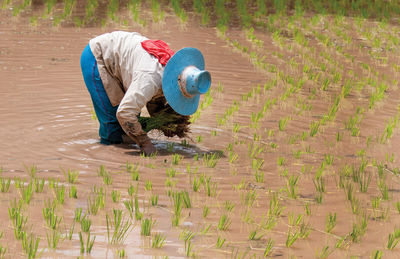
[80,31,211,156]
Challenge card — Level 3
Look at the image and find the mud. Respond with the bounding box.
[1,2,400,259]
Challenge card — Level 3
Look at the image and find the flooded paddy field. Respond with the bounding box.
[1,0,400,258]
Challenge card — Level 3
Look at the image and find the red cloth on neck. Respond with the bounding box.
[141,40,175,66]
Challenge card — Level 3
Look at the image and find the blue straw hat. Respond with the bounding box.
[162,47,211,116]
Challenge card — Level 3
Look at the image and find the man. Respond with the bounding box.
[80,31,211,155]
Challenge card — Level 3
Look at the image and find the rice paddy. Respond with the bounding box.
[1,0,400,258]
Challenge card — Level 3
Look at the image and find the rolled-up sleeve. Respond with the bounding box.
[117,72,161,137]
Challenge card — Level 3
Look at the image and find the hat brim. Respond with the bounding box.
[162,47,206,116]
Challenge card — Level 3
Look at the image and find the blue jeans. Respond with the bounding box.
[80,44,123,144]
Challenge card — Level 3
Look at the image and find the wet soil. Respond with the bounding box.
[1,3,400,259]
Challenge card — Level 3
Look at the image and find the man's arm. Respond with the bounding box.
[116,72,161,155]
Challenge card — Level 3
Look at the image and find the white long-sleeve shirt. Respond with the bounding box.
[89,31,164,136]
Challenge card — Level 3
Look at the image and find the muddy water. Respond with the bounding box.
[1,5,400,259]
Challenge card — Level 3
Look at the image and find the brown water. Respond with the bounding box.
[1,3,400,259]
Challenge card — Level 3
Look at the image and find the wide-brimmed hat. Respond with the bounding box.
[162,47,211,116]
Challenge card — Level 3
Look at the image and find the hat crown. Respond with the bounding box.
[180,66,211,97]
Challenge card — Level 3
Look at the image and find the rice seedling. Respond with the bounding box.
[395,202,400,214]
[126,162,140,181]
[385,153,395,163]
[224,200,235,212]
[66,222,75,240]
[180,229,195,256]
[148,193,158,206]
[61,0,76,20]
[140,217,155,236]
[263,238,274,256]
[166,142,175,153]
[204,177,218,197]
[98,165,113,185]
[171,0,187,23]
[74,208,84,222]
[316,246,332,259]
[324,154,334,166]
[217,214,231,231]
[142,180,152,192]
[78,231,95,254]
[292,149,302,159]
[47,178,59,190]
[378,180,389,200]
[286,229,300,248]
[369,82,388,109]
[62,168,79,184]
[84,0,98,24]
[20,182,33,204]
[387,231,400,250]
[106,209,134,244]
[171,191,184,226]
[54,184,65,205]
[241,189,258,207]
[33,178,44,193]
[127,0,145,26]
[202,153,220,168]
[43,205,62,230]
[299,222,312,239]
[301,164,313,175]
[278,116,290,131]
[216,235,225,248]
[80,215,91,233]
[193,0,210,25]
[0,245,6,259]
[305,202,311,216]
[230,247,250,259]
[191,176,200,192]
[309,121,320,137]
[0,177,11,192]
[241,207,253,224]
[285,175,299,199]
[132,194,143,220]
[229,151,238,163]
[106,0,119,22]
[203,205,210,218]
[150,0,164,23]
[372,250,383,259]
[24,164,37,178]
[277,157,285,166]
[123,199,134,220]
[249,158,263,173]
[171,153,182,165]
[117,248,126,258]
[9,203,26,240]
[248,228,264,240]
[166,168,177,178]
[151,232,166,248]
[358,171,371,193]
[87,192,105,215]
[313,174,325,203]
[21,232,42,259]
[350,213,369,243]
[326,212,337,233]
[46,229,62,250]
[69,185,77,198]
[181,190,191,208]
[255,170,264,183]
[248,142,265,158]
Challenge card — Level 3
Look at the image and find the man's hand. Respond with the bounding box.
[141,138,156,156]
[133,134,156,156]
